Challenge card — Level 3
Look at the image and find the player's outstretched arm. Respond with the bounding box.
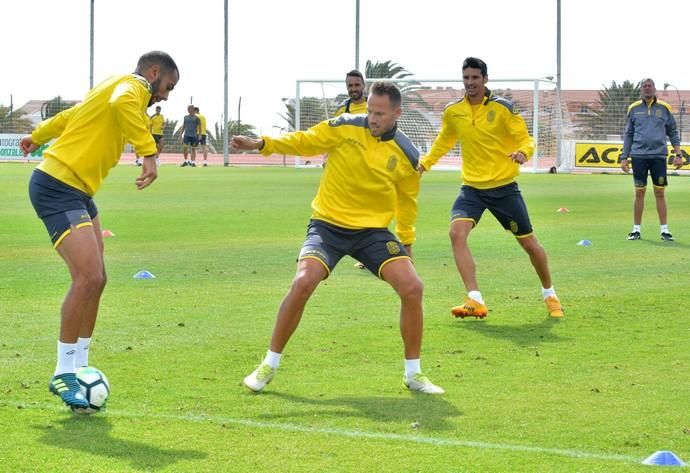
[231,135,264,152]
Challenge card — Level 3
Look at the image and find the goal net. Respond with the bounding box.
[288,78,562,171]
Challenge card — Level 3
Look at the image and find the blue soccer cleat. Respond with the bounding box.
[49,373,89,409]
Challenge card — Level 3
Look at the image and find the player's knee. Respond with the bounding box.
[449,225,470,245]
[74,269,107,294]
[653,187,665,198]
[398,276,424,301]
[291,272,320,299]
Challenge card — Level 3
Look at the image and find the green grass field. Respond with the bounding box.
[1,164,689,472]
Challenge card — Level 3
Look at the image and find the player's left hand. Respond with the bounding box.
[136,156,158,189]
[673,155,683,170]
[509,151,527,164]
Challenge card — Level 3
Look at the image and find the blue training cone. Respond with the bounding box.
[577,239,593,246]
[133,270,156,279]
[642,450,686,466]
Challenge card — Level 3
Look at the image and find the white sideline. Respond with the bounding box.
[5,400,641,465]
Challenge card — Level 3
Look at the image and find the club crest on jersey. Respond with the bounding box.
[487,110,496,122]
[509,220,519,234]
[386,241,400,255]
[387,156,397,171]
[656,109,663,118]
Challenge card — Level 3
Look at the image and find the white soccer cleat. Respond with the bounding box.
[404,373,445,395]
[243,363,276,392]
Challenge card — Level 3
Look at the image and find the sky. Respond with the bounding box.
[2,0,689,136]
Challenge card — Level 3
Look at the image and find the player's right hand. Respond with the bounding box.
[19,136,39,156]
[620,158,630,173]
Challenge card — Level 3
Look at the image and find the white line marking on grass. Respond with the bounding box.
[5,401,641,464]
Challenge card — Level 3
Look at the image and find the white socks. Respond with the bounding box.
[661,224,669,234]
[263,350,282,369]
[404,359,421,379]
[632,225,641,233]
[54,341,77,376]
[76,337,91,368]
[468,290,484,305]
[542,287,556,299]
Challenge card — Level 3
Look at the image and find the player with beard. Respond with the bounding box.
[21,51,179,410]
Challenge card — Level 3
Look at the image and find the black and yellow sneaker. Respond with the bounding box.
[627,231,641,240]
[660,232,674,242]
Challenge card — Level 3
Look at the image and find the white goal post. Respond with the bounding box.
[289,78,561,171]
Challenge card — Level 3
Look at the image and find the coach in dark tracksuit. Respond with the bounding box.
[620,78,683,241]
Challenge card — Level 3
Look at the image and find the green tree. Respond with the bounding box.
[279,96,336,132]
[581,80,640,140]
[0,105,33,133]
[208,120,258,154]
[41,96,76,120]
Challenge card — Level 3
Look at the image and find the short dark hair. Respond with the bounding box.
[346,70,364,82]
[136,51,179,75]
[194,107,200,113]
[462,57,488,77]
[369,81,401,107]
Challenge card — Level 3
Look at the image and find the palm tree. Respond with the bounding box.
[208,120,258,153]
[0,105,33,133]
[581,80,640,140]
[365,60,435,150]
[279,96,337,132]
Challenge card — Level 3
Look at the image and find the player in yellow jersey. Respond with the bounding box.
[135,105,165,166]
[420,57,563,320]
[334,69,368,117]
[20,51,179,410]
[233,82,443,395]
[194,106,208,166]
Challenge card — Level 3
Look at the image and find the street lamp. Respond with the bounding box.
[663,82,684,141]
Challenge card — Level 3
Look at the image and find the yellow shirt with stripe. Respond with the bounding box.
[150,113,165,135]
[197,113,207,136]
[260,115,420,244]
[420,89,535,190]
[334,98,368,117]
[32,73,157,196]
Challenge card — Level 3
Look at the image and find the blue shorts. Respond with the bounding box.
[451,182,533,237]
[631,157,667,188]
[183,135,198,147]
[28,170,98,247]
[299,219,409,279]
[152,134,163,144]
[199,135,207,146]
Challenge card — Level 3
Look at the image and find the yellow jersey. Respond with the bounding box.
[150,113,165,135]
[260,115,420,244]
[197,113,207,136]
[420,89,535,189]
[32,73,156,195]
[334,98,368,117]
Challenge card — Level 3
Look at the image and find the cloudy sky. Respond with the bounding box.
[2,0,688,134]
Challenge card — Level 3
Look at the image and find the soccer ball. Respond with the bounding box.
[76,366,110,414]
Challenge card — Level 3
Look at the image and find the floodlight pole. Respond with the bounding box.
[89,0,94,89]
[355,0,360,70]
[223,0,229,166]
[555,0,563,168]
